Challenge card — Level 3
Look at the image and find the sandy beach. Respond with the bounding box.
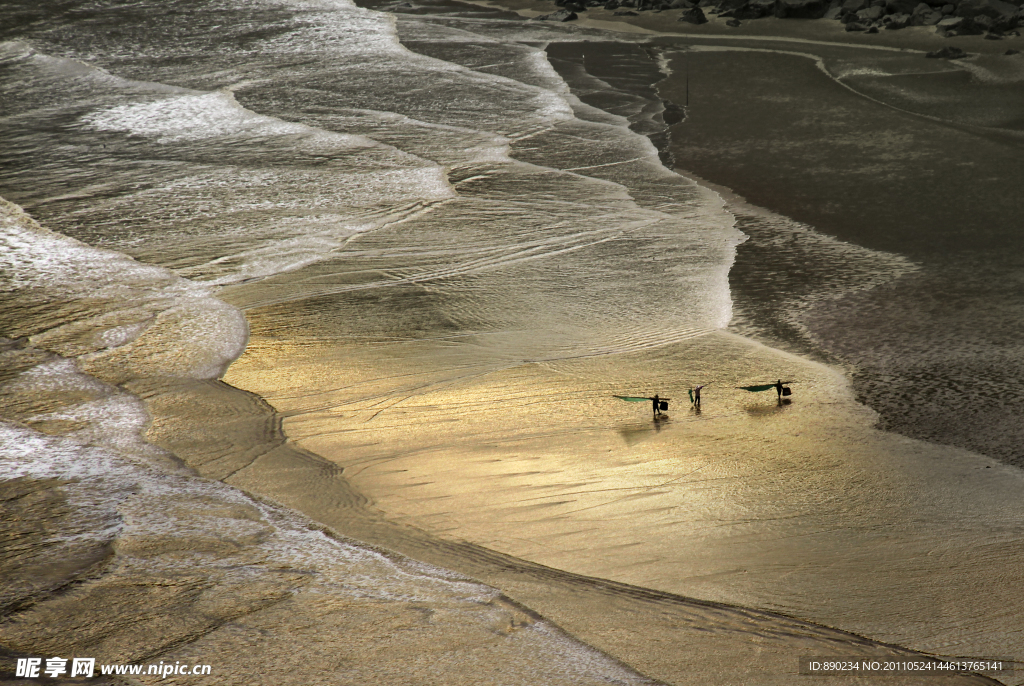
[3,0,1024,683]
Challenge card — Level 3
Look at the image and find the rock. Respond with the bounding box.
[935,14,965,27]
[885,11,913,25]
[911,1,933,18]
[885,0,919,13]
[678,5,710,19]
[535,8,579,19]
[857,4,885,18]
[941,2,954,10]
[775,0,829,16]
[956,0,1018,19]
[926,45,969,56]
[724,0,756,13]
[997,14,1020,31]
[564,0,587,9]
[605,0,620,7]
[955,16,986,32]
[824,5,844,15]
[726,3,754,14]
[1007,47,1022,53]
[669,0,694,7]
[964,3,1021,32]
[747,0,778,13]
[912,6,944,21]
[730,2,770,16]
[727,16,743,22]
[614,8,639,12]
[985,28,1005,33]
[846,18,869,26]
[866,23,880,29]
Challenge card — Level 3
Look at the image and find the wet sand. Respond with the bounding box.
[215,310,1024,664]
[131,339,1004,686]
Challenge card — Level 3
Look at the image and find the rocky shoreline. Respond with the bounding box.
[535,0,1024,40]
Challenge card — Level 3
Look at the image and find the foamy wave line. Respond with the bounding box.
[1,197,248,382]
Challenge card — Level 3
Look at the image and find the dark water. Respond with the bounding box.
[664,45,1024,468]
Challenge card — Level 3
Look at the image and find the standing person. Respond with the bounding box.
[651,394,661,419]
[694,385,704,408]
[775,379,783,400]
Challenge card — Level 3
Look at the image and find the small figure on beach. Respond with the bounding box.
[693,384,704,408]
[612,394,669,418]
[775,379,794,403]
[736,380,794,401]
